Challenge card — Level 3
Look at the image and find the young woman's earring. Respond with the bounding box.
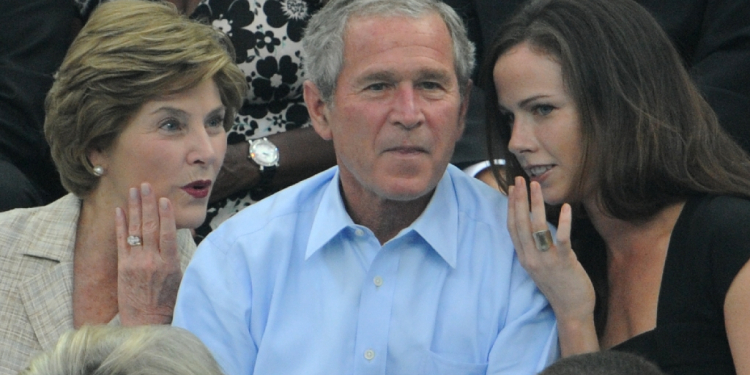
[93,166,105,177]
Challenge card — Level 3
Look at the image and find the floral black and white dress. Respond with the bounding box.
[191,0,323,238]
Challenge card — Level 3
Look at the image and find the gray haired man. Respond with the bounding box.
[174,0,559,373]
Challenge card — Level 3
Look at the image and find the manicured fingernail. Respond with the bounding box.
[130,187,138,200]
[159,197,169,210]
[115,206,123,218]
[141,183,150,196]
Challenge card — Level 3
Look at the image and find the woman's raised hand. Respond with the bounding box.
[507,176,599,356]
[115,183,182,325]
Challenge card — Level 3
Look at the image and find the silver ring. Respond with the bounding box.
[127,235,143,247]
[532,230,553,252]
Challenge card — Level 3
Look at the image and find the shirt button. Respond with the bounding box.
[373,276,383,287]
[364,349,375,361]
[355,229,365,237]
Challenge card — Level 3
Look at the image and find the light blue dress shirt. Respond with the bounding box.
[173,165,558,375]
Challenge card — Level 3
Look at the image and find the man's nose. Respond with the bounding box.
[390,84,424,130]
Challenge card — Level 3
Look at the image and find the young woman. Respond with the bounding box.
[483,0,750,373]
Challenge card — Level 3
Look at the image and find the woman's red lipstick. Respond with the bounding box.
[182,180,212,199]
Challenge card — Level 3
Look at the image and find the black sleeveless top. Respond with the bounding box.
[612,195,750,374]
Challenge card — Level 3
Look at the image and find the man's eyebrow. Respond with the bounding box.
[416,69,452,83]
[355,69,454,86]
[356,71,398,85]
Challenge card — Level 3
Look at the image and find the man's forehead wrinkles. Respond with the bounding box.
[358,70,398,83]
[356,67,454,82]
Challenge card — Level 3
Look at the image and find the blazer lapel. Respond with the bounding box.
[18,261,75,351]
[17,194,80,351]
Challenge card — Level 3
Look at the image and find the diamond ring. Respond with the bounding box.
[127,235,143,247]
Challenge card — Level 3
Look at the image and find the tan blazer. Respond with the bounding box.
[0,194,196,375]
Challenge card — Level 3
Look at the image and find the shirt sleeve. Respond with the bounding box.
[486,256,560,374]
[173,238,257,375]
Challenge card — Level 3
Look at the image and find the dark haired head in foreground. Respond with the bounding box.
[539,351,665,375]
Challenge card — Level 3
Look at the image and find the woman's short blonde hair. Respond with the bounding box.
[20,325,225,375]
[45,0,246,197]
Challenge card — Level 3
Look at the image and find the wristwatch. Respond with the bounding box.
[248,137,279,187]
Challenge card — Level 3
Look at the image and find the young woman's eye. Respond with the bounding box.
[501,111,515,128]
[533,104,554,116]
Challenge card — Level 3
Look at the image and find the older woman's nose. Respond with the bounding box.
[187,126,220,166]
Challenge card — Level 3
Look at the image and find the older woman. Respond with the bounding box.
[0,1,245,374]
[483,0,750,373]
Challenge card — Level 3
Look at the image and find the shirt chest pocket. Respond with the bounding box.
[420,349,489,375]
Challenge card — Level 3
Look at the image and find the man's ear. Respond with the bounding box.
[304,80,333,141]
[457,79,473,135]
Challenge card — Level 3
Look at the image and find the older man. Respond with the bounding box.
[173,0,558,374]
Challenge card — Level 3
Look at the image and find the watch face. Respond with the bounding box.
[250,139,279,167]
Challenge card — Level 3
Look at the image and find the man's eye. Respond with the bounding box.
[366,83,388,91]
[419,81,442,90]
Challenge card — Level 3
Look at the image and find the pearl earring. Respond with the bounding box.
[93,166,104,177]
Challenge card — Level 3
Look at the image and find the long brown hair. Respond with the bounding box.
[482,0,750,221]
[481,0,750,335]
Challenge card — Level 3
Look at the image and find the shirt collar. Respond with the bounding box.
[306,168,355,260]
[408,167,458,268]
[306,167,459,268]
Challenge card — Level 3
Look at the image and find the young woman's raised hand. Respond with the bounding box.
[507,176,599,355]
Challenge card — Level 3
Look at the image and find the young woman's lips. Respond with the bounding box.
[525,165,554,183]
[182,180,212,199]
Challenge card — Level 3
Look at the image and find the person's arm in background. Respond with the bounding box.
[187,0,338,204]
[208,127,336,203]
[184,0,201,15]
[725,261,750,375]
[638,0,750,153]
